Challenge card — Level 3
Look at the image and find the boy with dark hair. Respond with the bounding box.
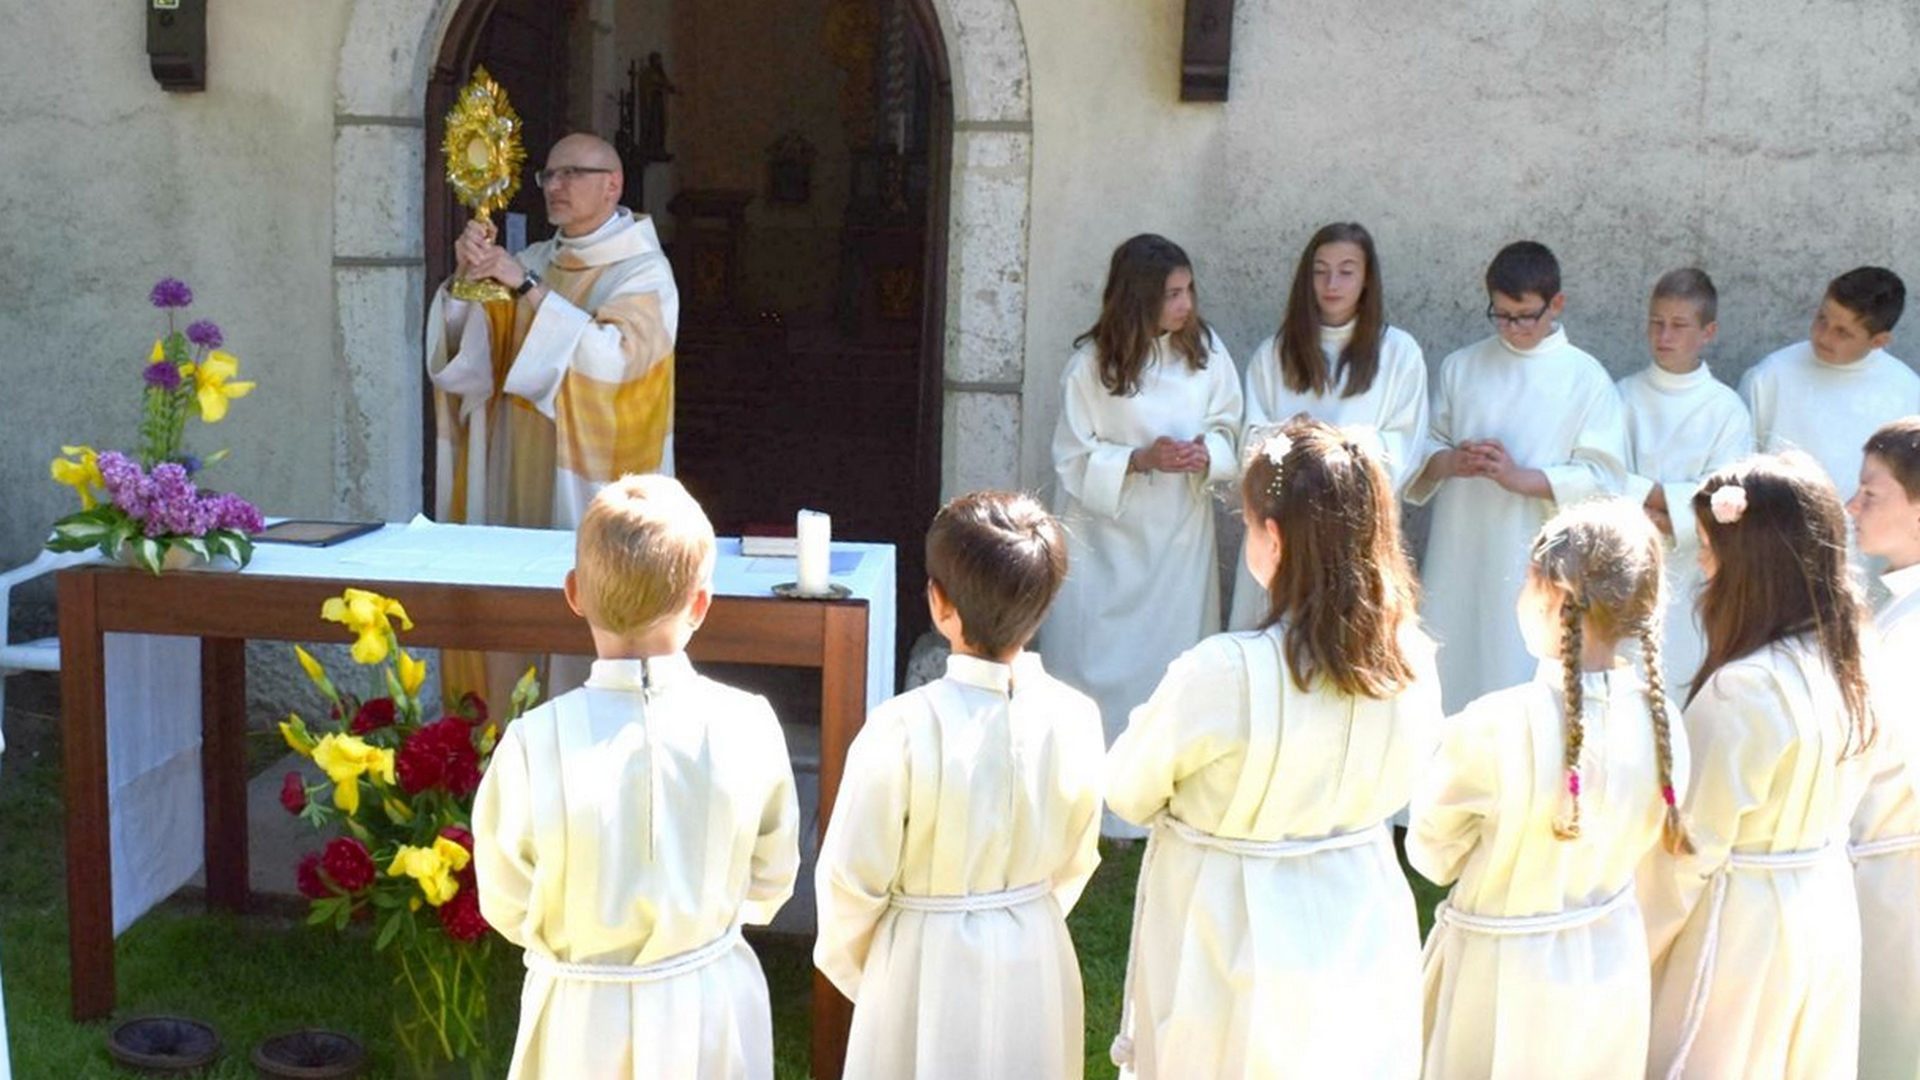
[1743,266,1919,506]
[1408,240,1629,711]
[814,490,1105,1080]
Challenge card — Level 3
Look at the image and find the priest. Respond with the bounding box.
[427,132,679,699]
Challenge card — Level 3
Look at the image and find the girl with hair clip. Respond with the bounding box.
[1226,222,1430,631]
[1106,417,1442,1078]
[1643,453,1877,1080]
[1410,498,1690,1080]
[1042,233,1242,839]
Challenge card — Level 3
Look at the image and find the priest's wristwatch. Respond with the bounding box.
[514,269,542,297]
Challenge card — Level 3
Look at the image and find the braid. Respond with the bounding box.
[1640,628,1695,855]
[1552,599,1585,841]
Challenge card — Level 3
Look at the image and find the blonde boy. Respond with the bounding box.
[1408,240,1629,711]
[1616,269,1753,691]
[1743,267,1920,506]
[472,475,799,1080]
[815,491,1104,1079]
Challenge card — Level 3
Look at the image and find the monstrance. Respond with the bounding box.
[443,66,526,303]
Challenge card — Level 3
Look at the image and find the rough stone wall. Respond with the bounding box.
[1016,0,1920,497]
[0,0,353,576]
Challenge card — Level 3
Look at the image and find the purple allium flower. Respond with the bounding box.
[143,361,183,391]
[185,320,223,349]
[149,278,193,309]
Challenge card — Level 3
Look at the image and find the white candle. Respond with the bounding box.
[796,509,832,596]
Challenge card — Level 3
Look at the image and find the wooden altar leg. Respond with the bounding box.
[59,570,116,1019]
[810,601,869,1080]
[201,637,250,912]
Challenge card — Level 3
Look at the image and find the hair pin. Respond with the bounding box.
[1709,485,1748,525]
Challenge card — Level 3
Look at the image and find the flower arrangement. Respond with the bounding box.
[45,278,263,574]
[280,586,540,1077]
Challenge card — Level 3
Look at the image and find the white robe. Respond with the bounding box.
[1227,323,1430,630]
[1642,637,1872,1080]
[1853,563,1920,1080]
[1107,626,1442,1079]
[1616,363,1755,695]
[1410,663,1688,1080]
[1741,340,1920,505]
[1040,333,1242,837]
[813,653,1104,1080]
[1407,328,1629,713]
[472,655,800,1080]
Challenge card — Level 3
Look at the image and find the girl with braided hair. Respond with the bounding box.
[1644,452,1877,1080]
[1410,498,1690,1080]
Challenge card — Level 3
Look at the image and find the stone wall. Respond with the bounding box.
[1014,0,1920,497]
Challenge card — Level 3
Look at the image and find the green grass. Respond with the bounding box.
[1,674,1446,1077]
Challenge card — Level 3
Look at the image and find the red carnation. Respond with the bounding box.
[396,718,482,798]
[439,824,474,852]
[350,697,396,735]
[279,771,307,815]
[295,852,330,900]
[437,885,491,943]
[321,837,376,893]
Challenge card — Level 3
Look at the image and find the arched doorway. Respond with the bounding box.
[421,0,953,671]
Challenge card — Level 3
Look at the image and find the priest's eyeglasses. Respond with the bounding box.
[1485,302,1551,328]
[534,166,615,187]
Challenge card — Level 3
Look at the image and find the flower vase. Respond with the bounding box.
[390,935,496,1080]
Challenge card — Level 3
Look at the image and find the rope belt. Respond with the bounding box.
[1664,846,1831,1080]
[888,880,1052,914]
[1434,882,1634,937]
[1849,832,1920,863]
[523,925,741,985]
[1111,815,1389,1069]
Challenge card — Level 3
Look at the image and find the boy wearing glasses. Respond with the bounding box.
[1407,240,1628,711]
[1615,269,1751,693]
[426,131,681,702]
[1741,267,1917,511]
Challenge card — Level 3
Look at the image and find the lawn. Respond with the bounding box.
[0,671,1445,1078]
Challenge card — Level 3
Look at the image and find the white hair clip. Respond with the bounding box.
[1709,484,1748,524]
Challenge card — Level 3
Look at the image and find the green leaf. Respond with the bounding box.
[374,910,404,951]
[178,537,212,563]
[131,537,164,575]
[305,899,338,926]
[48,514,113,548]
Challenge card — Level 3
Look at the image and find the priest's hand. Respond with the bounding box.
[454,219,495,280]
[469,246,529,292]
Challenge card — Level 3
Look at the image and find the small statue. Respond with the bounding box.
[637,52,677,163]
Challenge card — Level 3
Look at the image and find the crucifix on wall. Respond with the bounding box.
[1181,0,1234,101]
[615,52,677,208]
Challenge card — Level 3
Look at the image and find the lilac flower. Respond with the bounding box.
[203,492,264,534]
[143,361,183,391]
[185,320,223,350]
[97,451,148,516]
[149,278,193,309]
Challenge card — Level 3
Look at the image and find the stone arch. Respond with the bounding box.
[329,0,1032,516]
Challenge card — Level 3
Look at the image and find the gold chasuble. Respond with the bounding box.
[424,207,679,703]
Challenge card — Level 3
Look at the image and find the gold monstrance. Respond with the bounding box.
[443,67,526,303]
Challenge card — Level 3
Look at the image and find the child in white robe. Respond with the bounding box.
[1227,222,1429,630]
[1845,418,1920,1080]
[1407,241,1629,713]
[1041,233,1242,837]
[815,491,1104,1080]
[1411,498,1691,1080]
[1742,267,1918,512]
[1109,418,1442,1079]
[1617,269,1753,694]
[1642,454,1877,1079]
[472,475,800,1080]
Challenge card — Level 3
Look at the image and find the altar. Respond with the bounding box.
[58,519,892,1074]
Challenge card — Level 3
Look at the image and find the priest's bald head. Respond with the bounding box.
[538,133,624,237]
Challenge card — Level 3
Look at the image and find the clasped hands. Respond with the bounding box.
[1438,438,1546,496]
[454,219,528,292]
[1130,435,1211,475]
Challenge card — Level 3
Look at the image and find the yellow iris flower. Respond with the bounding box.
[190,350,255,423]
[149,338,164,363]
[49,445,104,510]
[311,733,395,816]
[278,714,317,757]
[387,837,472,907]
[320,588,414,665]
[396,649,427,698]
